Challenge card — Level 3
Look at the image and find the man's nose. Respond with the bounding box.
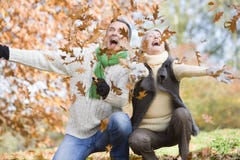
[111,30,119,36]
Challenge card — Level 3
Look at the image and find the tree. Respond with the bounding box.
[0,0,238,152]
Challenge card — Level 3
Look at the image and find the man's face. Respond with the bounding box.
[141,30,165,55]
[104,21,129,51]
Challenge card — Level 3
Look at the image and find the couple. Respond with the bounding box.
[0,19,231,160]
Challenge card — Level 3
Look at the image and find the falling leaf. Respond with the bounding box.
[195,51,201,66]
[152,5,159,21]
[59,105,67,112]
[44,54,54,61]
[111,81,123,95]
[106,144,112,153]
[208,2,215,6]
[224,14,240,33]
[71,94,77,104]
[100,118,109,132]
[119,27,129,39]
[208,1,218,12]
[59,47,74,57]
[175,56,187,64]
[202,114,214,124]
[135,19,144,25]
[213,11,224,22]
[75,68,86,74]
[60,55,67,60]
[76,81,86,96]
[160,27,176,44]
[136,90,147,99]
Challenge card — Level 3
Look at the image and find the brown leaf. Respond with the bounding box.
[59,105,67,112]
[208,2,215,6]
[195,51,201,66]
[175,56,187,64]
[224,14,240,33]
[213,11,224,23]
[111,81,122,95]
[135,19,144,25]
[76,81,86,96]
[202,114,214,124]
[75,68,86,74]
[160,27,176,44]
[119,27,129,39]
[208,1,218,12]
[152,5,159,20]
[44,54,54,61]
[136,90,147,99]
[100,118,109,132]
[59,47,74,57]
[106,144,112,153]
[71,94,77,104]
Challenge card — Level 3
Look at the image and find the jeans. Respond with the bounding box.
[53,112,132,160]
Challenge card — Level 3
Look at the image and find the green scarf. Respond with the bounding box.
[89,47,128,99]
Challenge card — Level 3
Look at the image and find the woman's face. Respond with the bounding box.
[141,30,165,55]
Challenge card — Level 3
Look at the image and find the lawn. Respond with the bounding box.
[0,129,239,160]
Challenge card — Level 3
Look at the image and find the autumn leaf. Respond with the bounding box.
[202,114,214,124]
[208,1,217,12]
[71,94,77,104]
[106,144,112,153]
[195,51,201,66]
[152,5,159,20]
[119,27,129,39]
[160,27,176,44]
[136,90,147,99]
[100,118,109,132]
[76,81,86,96]
[75,68,86,74]
[60,55,67,60]
[59,47,74,57]
[208,2,214,6]
[138,31,145,37]
[111,81,123,95]
[213,11,224,22]
[175,56,187,64]
[59,105,67,112]
[224,13,240,33]
[76,56,84,64]
[44,54,54,61]
[135,19,144,25]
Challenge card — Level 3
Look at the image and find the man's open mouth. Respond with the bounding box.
[110,39,118,46]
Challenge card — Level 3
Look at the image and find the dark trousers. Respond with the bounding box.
[129,108,192,160]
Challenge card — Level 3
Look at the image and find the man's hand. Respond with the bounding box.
[207,65,233,84]
[95,78,110,99]
[0,44,10,60]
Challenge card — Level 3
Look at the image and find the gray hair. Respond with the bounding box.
[110,18,132,40]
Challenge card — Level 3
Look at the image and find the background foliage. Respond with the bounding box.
[0,0,239,155]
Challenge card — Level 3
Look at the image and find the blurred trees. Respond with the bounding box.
[0,0,239,153]
[159,0,240,69]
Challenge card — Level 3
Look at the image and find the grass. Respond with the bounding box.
[0,129,239,160]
